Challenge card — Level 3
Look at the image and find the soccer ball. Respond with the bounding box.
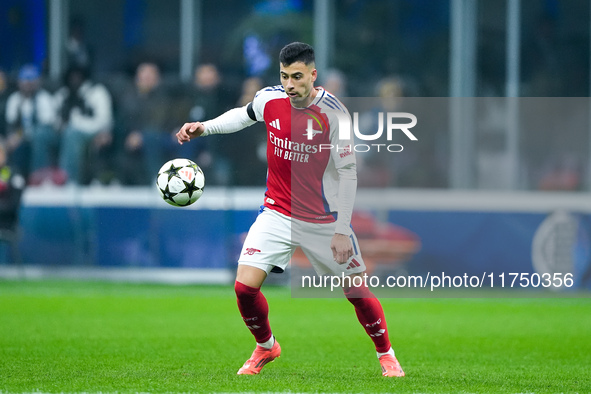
[156,158,205,207]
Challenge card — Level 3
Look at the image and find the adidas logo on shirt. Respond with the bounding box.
[269,119,281,130]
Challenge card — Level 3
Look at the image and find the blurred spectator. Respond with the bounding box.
[0,138,25,212]
[176,63,234,185]
[356,77,405,188]
[0,69,9,138]
[190,64,223,122]
[118,62,172,185]
[376,77,405,112]
[537,154,582,191]
[0,140,25,245]
[4,64,58,181]
[66,16,92,69]
[321,69,348,97]
[236,76,263,108]
[54,65,113,185]
[224,76,267,186]
[522,13,562,96]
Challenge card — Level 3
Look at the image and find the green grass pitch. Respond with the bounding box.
[1,280,590,393]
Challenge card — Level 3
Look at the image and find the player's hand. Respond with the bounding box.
[176,122,205,145]
[331,233,353,264]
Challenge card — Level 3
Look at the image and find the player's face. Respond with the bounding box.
[280,62,317,108]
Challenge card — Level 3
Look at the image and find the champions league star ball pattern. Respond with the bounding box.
[156,159,205,207]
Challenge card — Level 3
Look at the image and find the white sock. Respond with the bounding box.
[257,335,275,349]
[377,347,395,359]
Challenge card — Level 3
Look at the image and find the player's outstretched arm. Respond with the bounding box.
[176,122,205,145]
[177,105,257,146]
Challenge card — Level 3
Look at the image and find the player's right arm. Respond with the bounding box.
[176,121,205,144]
[176,104,257,145]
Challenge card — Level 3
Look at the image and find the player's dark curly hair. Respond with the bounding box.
[279,42,315,66]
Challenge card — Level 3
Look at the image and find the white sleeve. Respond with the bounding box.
[69,84,113,134]
[37,90,57,125]
[327,108,357,236]
[201,105,256,136]
[335,163,357,235]
[5,94,19,124]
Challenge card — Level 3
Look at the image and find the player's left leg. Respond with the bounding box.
[343,277,405,377]
[298,222,404,377]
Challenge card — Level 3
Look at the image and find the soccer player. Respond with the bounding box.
[176,42,404,378]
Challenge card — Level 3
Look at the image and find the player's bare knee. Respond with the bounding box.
[236,264,268,288]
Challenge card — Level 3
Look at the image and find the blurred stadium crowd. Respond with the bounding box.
[0,0,589,190]
[0,61,270,187]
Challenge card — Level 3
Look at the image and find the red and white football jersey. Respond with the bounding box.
[250,85,356,224]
